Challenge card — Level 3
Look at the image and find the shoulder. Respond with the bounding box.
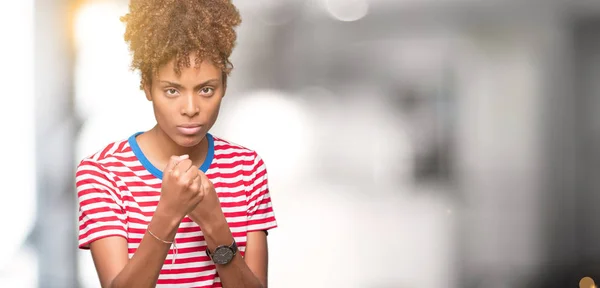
[76,136,134,175]
[211,134,261,162]
[75,138,135,206]
[210,134,268,173]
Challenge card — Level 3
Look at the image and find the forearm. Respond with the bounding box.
[111,209,181,288]
[193,213,264,288]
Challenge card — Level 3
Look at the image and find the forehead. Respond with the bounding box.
[156,55,222,82]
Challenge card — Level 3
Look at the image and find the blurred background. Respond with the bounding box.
[2,0,600,287]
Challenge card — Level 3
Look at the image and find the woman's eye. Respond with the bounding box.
[165,89,178,96]
[200,87,214,96]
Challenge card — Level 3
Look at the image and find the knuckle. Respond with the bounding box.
[178,177,189,187]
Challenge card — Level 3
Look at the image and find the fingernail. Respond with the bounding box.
[179,154,189,159]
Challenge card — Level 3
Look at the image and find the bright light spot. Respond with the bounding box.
[324,0,369,22]
[73,2,137,120]
[73,2,124,50]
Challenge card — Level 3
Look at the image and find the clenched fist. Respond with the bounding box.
[157,155,204,221]
[188,170,224,229]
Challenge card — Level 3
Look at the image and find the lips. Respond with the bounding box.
[177,124,202,135]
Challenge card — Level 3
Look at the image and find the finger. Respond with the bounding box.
[176,159,193,172]
[173,159,193,177]
[165,154,189,174]
[189,176,201,196]
[195,186,204,202]
[196,191,204,204]
[197,171,213,190]
[182,165,199,186]
[191,170,201,187]
[189,179,199,192]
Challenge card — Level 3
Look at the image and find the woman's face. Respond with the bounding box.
[144,54,224,148]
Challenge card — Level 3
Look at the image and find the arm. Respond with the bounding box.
[90,209,180,288]
[189,153,277,288]
[78,156,202,288]
[244,231,270,286]
[198,214,268,288]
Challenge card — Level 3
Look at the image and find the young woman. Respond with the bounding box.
[75,1,277,287]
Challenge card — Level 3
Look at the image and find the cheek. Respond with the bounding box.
[152,98,174,124]
[206,99,222,121]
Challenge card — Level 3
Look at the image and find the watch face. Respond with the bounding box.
[212,246,234,265]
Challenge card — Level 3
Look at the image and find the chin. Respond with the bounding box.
[175,133,205,148]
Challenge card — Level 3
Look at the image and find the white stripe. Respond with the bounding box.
[248,209,276,220]
[127,185,161,192]
[247,219,277,232]
[158,269,216,280]
[79,229,127,245]
[212,147,253,155]
[79,218,126,235]
[80,200,124,213]
[156,280,217,287]
[211,154,254,164]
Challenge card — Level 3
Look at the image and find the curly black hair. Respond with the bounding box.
[120,0,242,88]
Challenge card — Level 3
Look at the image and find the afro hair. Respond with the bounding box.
[120,0,242,89]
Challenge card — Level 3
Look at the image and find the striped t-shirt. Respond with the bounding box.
[76,132,277,287]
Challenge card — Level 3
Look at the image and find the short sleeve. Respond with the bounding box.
[246,154,277,233]
[76,159,128,249]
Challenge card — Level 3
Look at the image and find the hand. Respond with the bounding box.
[157,155,203,221]
[188,171,225,228]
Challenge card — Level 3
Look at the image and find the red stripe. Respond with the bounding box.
[254,207,274,216]
[156,274,217,285]
[98,143,115,160]
[79,206,125,221]
[111,169,157,180]
[216,190,245,198]
[79,215,127,231]
[213,151,255,158]
[79,197,123,210]
[115,140,128,154]
[122,180,162,189]
[79,225,126,240]
[248,183,268,201]
[159,264,216,275]
[248,217,276,227]
[78,160,115,176]
[110,154,140,162]
[209,161,254,170]
[127,226,247,238]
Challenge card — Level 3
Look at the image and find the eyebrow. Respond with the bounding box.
[159,78,220,89]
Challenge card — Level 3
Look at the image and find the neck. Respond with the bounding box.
[147,125,208,168]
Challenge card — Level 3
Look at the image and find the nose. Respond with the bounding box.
[181,92,199,117]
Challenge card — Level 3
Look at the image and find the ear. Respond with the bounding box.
[143,82,152,101]
[222,73,228,97]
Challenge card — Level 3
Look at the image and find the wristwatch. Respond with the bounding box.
[206,240,237,265]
